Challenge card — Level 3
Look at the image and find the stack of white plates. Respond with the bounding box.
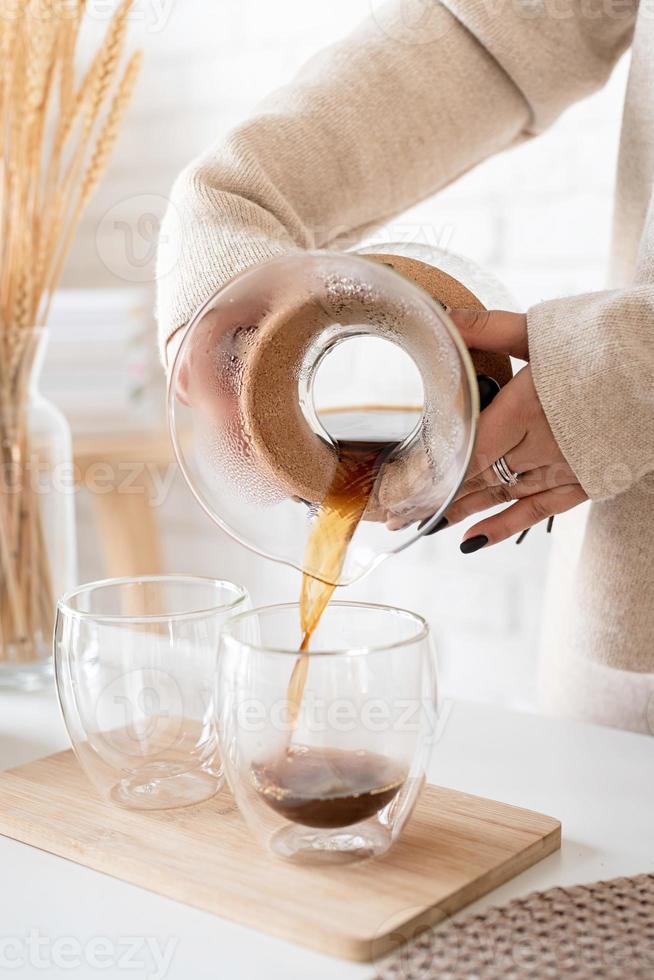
[41,289,161,433]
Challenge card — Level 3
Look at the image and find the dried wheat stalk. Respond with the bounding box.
[0,0,141,664]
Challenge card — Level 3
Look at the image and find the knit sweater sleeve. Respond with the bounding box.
[527,284,654,498]
[156,1,636,358]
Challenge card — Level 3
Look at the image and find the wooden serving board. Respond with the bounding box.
[0,750,560,962]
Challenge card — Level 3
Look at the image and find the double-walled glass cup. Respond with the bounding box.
[217,602,437,864]
[55,575,249,810]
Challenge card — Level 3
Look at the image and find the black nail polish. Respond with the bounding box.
[460,534,488,554]
[419,516,448,536]
[477,375,501,411]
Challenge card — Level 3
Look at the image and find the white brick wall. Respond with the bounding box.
[66,2,630,711]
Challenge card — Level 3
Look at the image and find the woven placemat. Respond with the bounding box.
[375,873,654,979]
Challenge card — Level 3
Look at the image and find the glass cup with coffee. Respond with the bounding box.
[217,601,438,864]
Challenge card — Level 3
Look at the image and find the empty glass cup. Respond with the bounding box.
[217,602,438,864]
[55,575,249,809]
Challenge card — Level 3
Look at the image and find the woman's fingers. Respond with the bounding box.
[456,458,577,498]
[464,365,571,484]
[448,309,529,360]
[464,373,529,481]
[456,445,525,496]
[446,468,558,524]
[459,484,588,552]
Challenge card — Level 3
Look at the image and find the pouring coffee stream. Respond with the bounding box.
[278,406,422,827]
[288,406,419,727]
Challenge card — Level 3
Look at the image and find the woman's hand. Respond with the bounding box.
[443,309,587,553]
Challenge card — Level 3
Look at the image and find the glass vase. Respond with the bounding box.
[0,328,77,689]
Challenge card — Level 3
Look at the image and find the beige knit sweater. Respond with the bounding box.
[157,1,654,728]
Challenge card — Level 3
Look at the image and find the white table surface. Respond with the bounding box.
[0,688,651,979]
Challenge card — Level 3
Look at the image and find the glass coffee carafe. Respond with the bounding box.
[167,244,513,586]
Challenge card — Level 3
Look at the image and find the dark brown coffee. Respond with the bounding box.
[250,745,407,829]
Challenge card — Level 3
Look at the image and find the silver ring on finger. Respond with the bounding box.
[492,455,520,487]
